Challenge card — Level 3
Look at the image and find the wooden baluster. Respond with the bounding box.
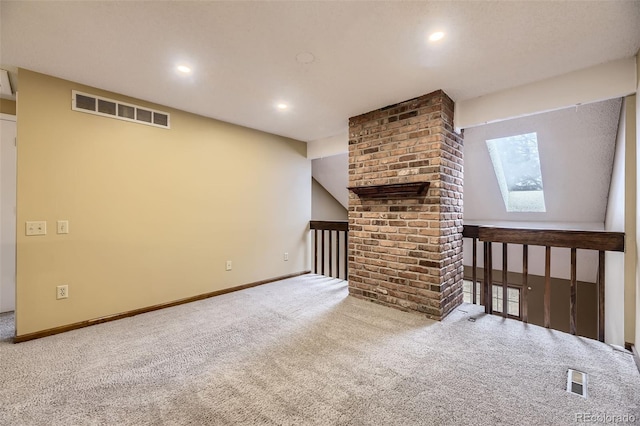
[502,243,508,318]
[329,230,333,277]
[483,241,489,313]
[485,242,493,313]
[472,237,477,304]
[491,242,495,312]
[522,245,528,323]
[314,229,318,273]
[321,230,325,276]
[344,229,349,281]
[479,241,484,308]
[336,231,341,279]
[570,248,577,335]
[345,230,349,280]
[544,246,551,328]
[598,250,605,342]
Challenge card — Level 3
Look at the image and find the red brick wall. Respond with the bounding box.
[348,90,463,320]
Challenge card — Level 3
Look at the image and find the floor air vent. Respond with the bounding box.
[72,90,170,129]
[567,369,588,398]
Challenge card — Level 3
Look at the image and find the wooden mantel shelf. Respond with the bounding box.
[348,181,430,198]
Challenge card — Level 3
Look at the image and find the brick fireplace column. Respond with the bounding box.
[347,90,463,320]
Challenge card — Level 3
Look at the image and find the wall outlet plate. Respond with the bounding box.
[26,221,46,236]
[56,285,68,300]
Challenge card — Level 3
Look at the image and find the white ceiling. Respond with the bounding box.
[1,1,639,142]
[464,98,622,226]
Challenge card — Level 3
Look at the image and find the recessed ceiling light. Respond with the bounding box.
[277,103,288,110]
[177,65,192,73]
[429,32,445,42]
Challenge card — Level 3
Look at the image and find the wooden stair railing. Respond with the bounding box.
[310,221,349,280]
[463,225,624,342]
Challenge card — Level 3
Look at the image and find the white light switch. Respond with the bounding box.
[57,220,69,234]
[26,221,47,236]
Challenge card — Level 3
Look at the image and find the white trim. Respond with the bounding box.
[0,113,16,122]
[71,90,170,129]
[455,57,637,131]
[307,132,348,159]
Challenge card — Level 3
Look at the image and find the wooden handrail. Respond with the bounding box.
[310,221,348,231]
[463,225,624,252]
[462,224,624,342]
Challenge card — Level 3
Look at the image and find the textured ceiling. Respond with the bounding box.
[464,98,622,225]
[1,1,639,142]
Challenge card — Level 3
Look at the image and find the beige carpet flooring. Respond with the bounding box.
[1,274,638,425]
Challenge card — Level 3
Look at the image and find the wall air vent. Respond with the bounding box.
[567,369,588,398]
[71,90,170,129]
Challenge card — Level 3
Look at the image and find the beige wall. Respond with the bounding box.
[16,69,310,336]
[311,178,347,221]
[603,95,637,346]
[605,97,628,345]
[0,99,16,115]
[624,95,637,344]
[636,51,640,348]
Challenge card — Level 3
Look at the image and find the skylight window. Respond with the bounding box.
[486,132,546,212]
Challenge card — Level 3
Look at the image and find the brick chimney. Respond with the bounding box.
[348,90,463,320]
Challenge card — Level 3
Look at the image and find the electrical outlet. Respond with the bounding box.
[226,260,232,271]
[56,285,68,300]
[57,220,69,234]
[284,252,289,261]
[26,221,47,236]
